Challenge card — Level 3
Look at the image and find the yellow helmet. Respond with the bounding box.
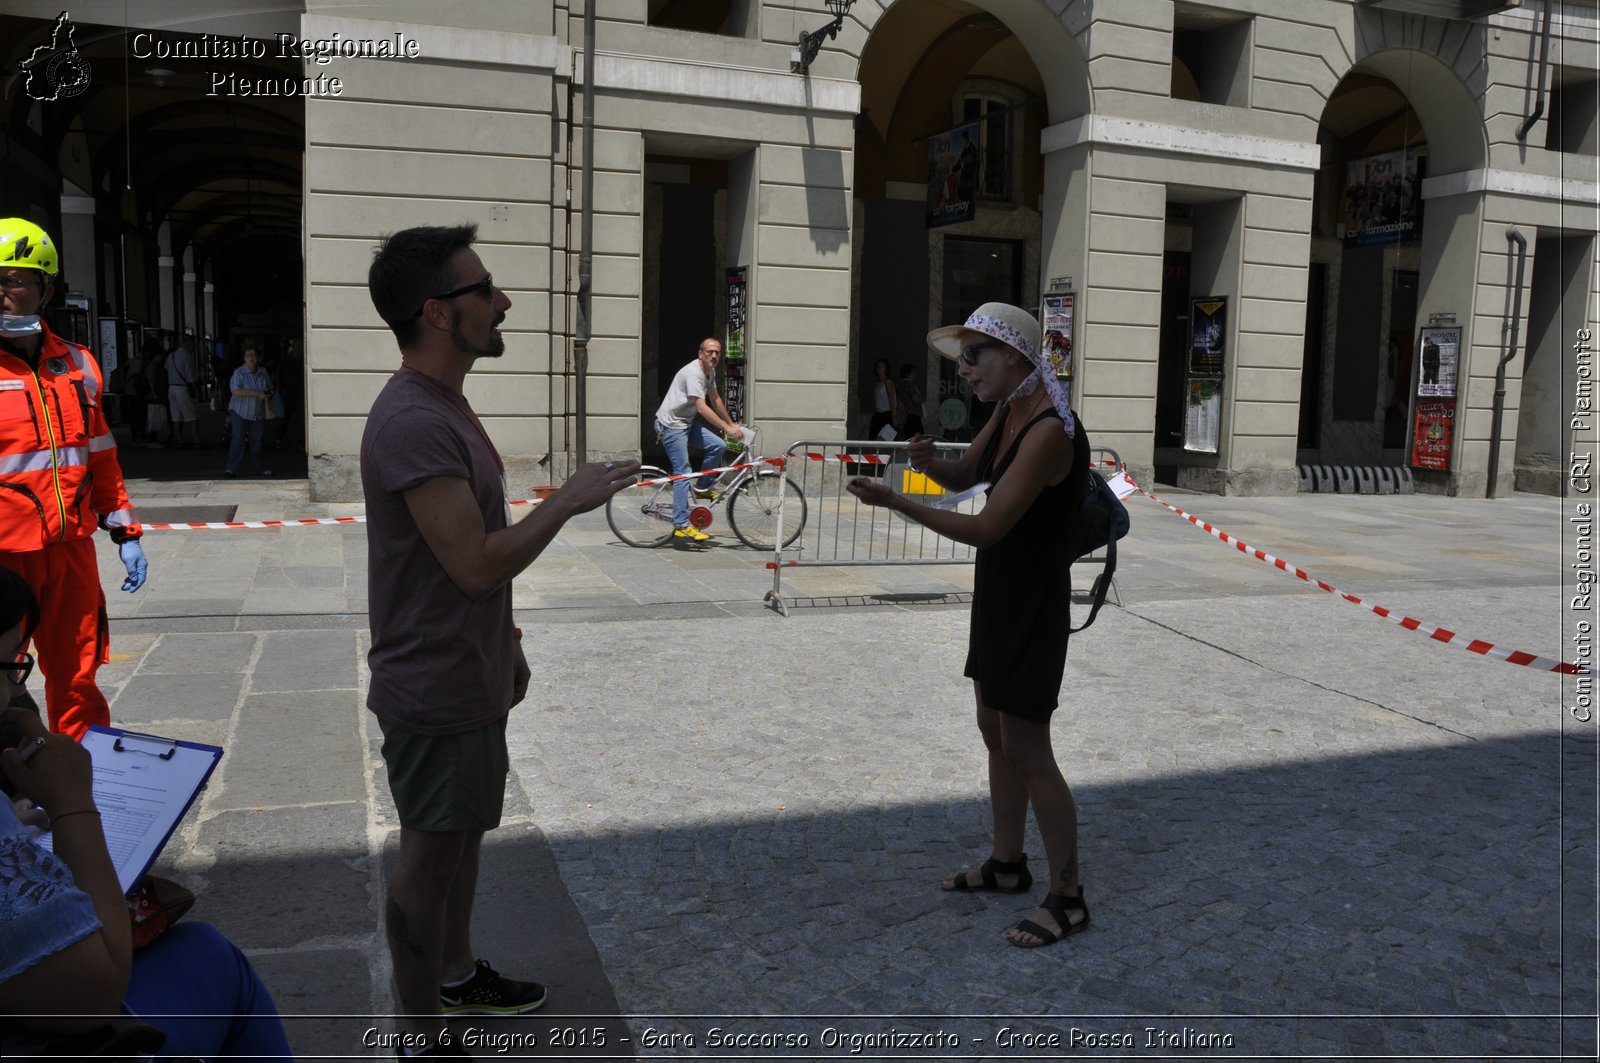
[0,219,59,276]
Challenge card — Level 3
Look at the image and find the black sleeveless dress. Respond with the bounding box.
[962,405,1090,722]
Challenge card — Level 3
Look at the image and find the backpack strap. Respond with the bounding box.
[1070,529,1115,634]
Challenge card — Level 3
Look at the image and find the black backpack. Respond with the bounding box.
[1065,456,1131,633]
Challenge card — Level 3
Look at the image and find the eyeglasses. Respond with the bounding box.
[0,273,44,292]
[7,651,33,685]
[958,340,1006,367]
[412,274,495,317]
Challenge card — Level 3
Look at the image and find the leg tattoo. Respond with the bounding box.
[386,896,425,958]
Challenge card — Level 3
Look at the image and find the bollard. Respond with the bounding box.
[1375,467,1397,495]
[1299,464,1316,492]
[1396,466,1415,494]
[1316,465,1338,493]
[1333,465,1356,493]
[1355,467,1377,495]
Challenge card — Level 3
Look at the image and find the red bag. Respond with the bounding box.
[127,874,194,949]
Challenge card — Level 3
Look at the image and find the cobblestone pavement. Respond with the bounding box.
[86,478,1594,1060]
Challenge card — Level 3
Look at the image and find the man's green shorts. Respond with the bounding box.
[377,715,510,832]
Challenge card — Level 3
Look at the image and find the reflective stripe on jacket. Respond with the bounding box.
[0,325,141,551]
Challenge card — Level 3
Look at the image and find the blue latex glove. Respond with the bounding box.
[118,539,148,593]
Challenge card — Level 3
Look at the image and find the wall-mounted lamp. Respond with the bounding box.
[791,0,855,75]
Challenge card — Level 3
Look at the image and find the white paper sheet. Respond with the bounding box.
[38,727,221,892]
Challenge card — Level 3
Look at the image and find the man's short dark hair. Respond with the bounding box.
[368,224,478,348]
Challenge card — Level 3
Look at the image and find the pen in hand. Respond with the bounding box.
[17,735,46,765]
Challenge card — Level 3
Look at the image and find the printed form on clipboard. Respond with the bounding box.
[37,725,222,893]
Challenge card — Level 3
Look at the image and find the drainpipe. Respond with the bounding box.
[1516,1,1552,142]
[573,0,596,465]
[1489,226,1528,499]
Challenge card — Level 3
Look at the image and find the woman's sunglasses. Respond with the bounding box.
[958,340,1007,367]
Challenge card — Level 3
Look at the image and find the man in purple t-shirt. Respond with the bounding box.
[362,224,637,1056]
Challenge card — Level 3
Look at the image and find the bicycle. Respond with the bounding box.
[605,428,807,550]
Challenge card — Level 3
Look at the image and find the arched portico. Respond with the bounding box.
[847,0,1091,442]
[1307,43,1497,491]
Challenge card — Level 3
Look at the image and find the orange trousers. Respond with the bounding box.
[1,537,111,739]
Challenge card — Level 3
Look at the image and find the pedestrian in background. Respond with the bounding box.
[848,301,1091,949]
[273,340,303,450]
[868,357,897,440]
[224,343,273,478]
[143,344,169,446]
[897,362,924,438]
[164,332,201,449]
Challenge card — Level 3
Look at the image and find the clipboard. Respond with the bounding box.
[37,725,223,893]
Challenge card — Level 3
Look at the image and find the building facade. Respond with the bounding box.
[4,1,1596,500]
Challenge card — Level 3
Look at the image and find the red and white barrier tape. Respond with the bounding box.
[146,496,550,531]
[144,460,792,530]
[1136,483,1591,677]
[800,451,891,466]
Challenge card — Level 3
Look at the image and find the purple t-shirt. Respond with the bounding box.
[360,370,515,734]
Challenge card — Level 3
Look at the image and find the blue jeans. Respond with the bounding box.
[123,921,293,1060]
[226,411,264,473]
[657,418,726,529]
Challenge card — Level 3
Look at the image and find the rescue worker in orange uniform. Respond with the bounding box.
[0,218,148,739]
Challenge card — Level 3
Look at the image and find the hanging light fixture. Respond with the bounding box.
[791,0,855,75]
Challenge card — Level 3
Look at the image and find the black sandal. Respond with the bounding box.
[1006,887,1090,947]
[941,854,1032,894]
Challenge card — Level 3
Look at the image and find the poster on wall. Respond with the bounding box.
[925,121,979,229]
[98,317,119,377]
[1041,293,1074,380]
[1188,297,1227,375]
[724,266,747,424]
[1183,377,1222,454]
[1411,397,1456,470]
[1342,147,1422,247]
[1415,325,1460,398]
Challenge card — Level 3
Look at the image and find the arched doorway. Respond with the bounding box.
[1306,48,1488,483]
[851,0,1089,442]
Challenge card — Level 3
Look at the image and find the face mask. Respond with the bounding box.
[0,315,43,339]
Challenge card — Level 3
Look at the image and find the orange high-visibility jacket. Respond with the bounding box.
[0,324,141,551]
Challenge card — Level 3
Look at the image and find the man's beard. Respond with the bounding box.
[450,314,504,359]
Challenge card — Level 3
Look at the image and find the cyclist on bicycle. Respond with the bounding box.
[654,337,749,542]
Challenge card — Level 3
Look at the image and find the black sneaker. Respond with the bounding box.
[438,959,547,1015]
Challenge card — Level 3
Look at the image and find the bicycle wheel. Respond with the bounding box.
[606,465,675,547]
[727,469,807,550]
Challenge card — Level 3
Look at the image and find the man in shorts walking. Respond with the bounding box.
[362,224,638,1057]
[165,331,202,448]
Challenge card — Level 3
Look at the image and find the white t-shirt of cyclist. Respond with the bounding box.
[655,360,714,430]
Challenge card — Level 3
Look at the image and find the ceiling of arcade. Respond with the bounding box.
[1,10,304,315]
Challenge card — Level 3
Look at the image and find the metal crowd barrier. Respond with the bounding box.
[763,438,1125,617]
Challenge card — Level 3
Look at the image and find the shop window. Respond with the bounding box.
[647,0,755,37]
[1170,4,1252,107]
[1546,73,1599,155]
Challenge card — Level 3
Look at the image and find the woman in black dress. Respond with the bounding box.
[847,302,1089,947]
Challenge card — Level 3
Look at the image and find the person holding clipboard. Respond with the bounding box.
[0,566,294,1059]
